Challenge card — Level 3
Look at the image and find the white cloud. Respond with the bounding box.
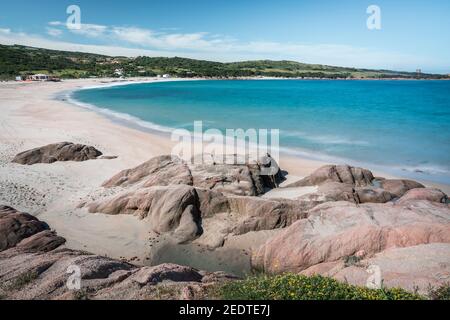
[0,24,445,73]
[71,23,108,38]
[46,27,63,37]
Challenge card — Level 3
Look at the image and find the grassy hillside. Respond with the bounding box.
[1,44,447,80]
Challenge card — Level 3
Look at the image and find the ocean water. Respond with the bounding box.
[71,80,450,184]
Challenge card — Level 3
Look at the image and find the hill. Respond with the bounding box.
[0,44,447,80]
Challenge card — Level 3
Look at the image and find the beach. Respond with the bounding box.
[1,78,449,274]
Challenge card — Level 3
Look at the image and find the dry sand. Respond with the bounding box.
[1,78,448,275]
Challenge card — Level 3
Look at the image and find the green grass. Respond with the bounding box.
[1,271,39,291]
[217,274,424,300]
[428,283,450,300]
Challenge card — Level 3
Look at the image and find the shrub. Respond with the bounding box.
[219,274,423,300]
[428,283,450,300]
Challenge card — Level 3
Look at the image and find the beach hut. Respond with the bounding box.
[29,74,49,81]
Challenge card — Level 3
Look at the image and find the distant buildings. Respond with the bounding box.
[114,68,124,76]
[19,74,61,82]
[29,74,49,81]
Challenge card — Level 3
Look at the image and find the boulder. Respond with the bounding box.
[102,155,192,188]
[102,154,283,196]
[12,142,102,165]
[380,179,425,198]
[298,182,394,204]
[16,230,66,253]
[316,182,357,202]
[355,187,395,203]
[398,188,447,204]
[252,200,450,274]
[190,162,260,196]
[0,206,236,300]
[0,206,50,251]
[286,164,374,187]
[228,196,313,235]
[195,188,230,218]
[88,185,202,243]
[331,243,450,294]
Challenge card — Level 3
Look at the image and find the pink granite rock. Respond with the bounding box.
[252,200,450,274]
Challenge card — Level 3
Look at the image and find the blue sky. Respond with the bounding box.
[0,0,449,73]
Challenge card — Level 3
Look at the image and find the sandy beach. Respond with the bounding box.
[1,78,449,275]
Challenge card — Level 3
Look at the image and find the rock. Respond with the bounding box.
[331,243,450,294]
[316,182,357,202]
[195,188,230,218]
[102,154,282,196]
[256,154,285,188]
[0,206,50,251]
[228,196,313,235]
[355,187,395,203]
[131,263,203,285]
[12,142,102,165]
[286,164,374,187]
[88,185,202,243]
[99,155,118,160]
[298,182,394,204]
[102,155,192,188]
[380,179,425,198]
[398,188,447,204]
[16,230,66,253]
[252,200,450,274]
[0,206,236,300]
[190,162,263,196]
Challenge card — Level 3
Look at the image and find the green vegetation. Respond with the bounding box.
[0,271,39,291]
[428,283,450,300]
[216,274,424,300]
[1,44,448,80]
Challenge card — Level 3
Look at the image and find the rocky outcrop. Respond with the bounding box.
[286,164,374,187]
[0,206,236,300]
[285,165,395,205]
[88,185,202,243]
[102,155,192,188]
[228,196,316,235]
[379,179,425,198]
[398,188,448,204]
[101,154,284,197]
[0,206,53,251]
[299,243,450,294]
[252,200,450,274]
[12,142,103,165]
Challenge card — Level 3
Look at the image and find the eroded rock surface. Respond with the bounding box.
[0,206,236,300]
[88,185,202,243]
[286,164,374,187]
[252,200,450,275]
[12,142,102,165]
[0,205,51,251]
[102,155,192,188]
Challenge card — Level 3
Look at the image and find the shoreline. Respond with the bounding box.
[1,78,449,271]
[4,77,450,188]
[67,77,450,188]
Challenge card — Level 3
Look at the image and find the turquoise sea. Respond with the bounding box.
[71,80,450,184]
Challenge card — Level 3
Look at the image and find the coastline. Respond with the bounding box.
[3,77,450,189]
[1,78,449,271]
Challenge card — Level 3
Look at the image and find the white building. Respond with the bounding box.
[29,74,49,81]
[162,74,171,78]
[114,69,124,76]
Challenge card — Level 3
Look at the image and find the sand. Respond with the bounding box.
[1,78,448,274]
